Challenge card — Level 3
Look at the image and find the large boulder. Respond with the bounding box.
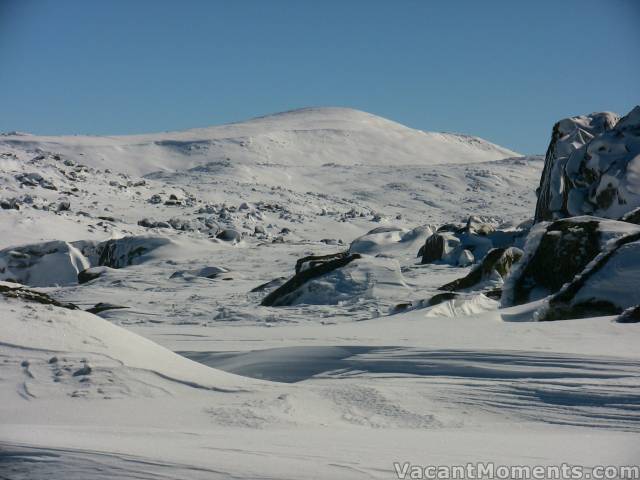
[420,232,462,264]
[534,106,640,222]
[0,241,90,287]
[502,216,640,307]
[419,216,526,266]
[0,235,173,286]
[262,252,361,306]
[350,225,432,259]
[94,236,171,268]
[262,253,409,307]
[295,251,352,275]
[538,230,640,320]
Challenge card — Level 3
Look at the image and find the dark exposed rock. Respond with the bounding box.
[392,301,414,312]
[0,283,78,309]
[95,236,170,268]
[508,219,602,306]
[86,303,129,314]
[439,247,523,292]
[138,218,156,228]
[262,253,362,307]
[484,288,503,300]
[538,230,640,321]
[15,172,57,190]
[77,266,111,284]
[436,223,463,233]
[464,216,495,236]
[621,207,640,225]
[216,229,242,242]
[72,364,92,376]
[427,292,459,306]
[250,276,287,293]
[0,198,20,210]
[617,306,640,324]
[295,251,351,274]
[421,233,460,264]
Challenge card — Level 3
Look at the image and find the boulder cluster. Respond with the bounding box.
[414,105,640,321]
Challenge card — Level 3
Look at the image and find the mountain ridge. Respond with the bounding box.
[0,107,519,175]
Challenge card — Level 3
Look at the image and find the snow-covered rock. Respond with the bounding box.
[349,225,432,258]
[94,235,172,268]
[534,106,640,222]
[419,218,526,266]
[0,241,90,287]
[420,232,462,263]
[538,229,640,320]
[502,216,640,307]
[262,253,409,307]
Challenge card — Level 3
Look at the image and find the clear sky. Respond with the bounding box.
[1,0,638,153]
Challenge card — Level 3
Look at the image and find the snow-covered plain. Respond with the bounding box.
[1,108,639,479]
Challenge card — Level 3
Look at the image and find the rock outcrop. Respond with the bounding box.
[262,252,362,306]
[419,216,526,267]
[0,241,90,287]
[0,281,79,309]
[439,247,523,293]
[502,216,640,307]
[262,252,409,308]
[534,106,640,222]
[538,230,640,321]
[95,236,171,268]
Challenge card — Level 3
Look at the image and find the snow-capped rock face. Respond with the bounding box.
[93,235,173,269]
[534,106,640,222]
[262,252,409,307]
[502,216,640,307]
[539,230,640,320]
[349,225,433,258]
[0,235,176,287]
[0,241,90,287]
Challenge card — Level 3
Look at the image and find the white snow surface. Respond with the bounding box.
[2,108,639,479]
[0,107,519,175]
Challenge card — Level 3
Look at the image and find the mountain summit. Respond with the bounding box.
[1,107,519,175]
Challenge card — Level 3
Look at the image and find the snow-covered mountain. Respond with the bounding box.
[2,107,639,479]
[0,107,518,175]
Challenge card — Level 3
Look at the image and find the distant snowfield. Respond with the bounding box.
[1,108,638,479]
[0,107,519,175]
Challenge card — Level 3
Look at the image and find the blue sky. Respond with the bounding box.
[0,0,638,153]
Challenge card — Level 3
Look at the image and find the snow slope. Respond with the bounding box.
[2,107,639,479]
[0,107,519,175]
